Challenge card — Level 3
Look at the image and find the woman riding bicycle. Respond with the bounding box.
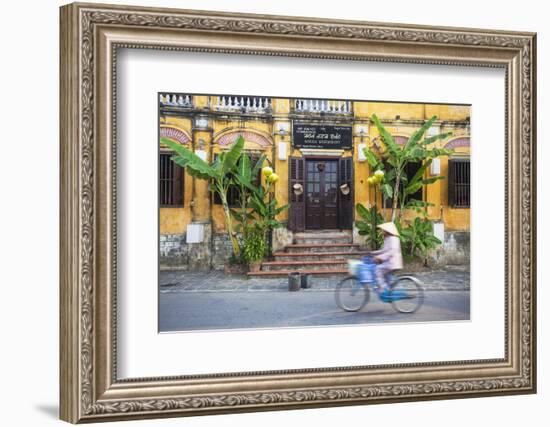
[370,222,403,296]
[336,222,423,313]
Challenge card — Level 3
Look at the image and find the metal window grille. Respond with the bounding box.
[159,153,184,207]
[448,159,470,208]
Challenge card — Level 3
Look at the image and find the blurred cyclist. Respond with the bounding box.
[370,222,403,295]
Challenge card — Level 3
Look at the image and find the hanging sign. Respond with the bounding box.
[293,124,352,149]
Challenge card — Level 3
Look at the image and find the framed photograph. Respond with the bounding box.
[60,2,536,423]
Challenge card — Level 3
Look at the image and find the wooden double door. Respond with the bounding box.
[288,157,353,231]
[305,160,339,229]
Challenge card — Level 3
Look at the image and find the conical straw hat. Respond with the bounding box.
[377,222,399,236]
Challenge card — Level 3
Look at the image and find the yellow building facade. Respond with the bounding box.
[159,94,470,270]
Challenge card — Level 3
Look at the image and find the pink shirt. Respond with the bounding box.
[374,235,403,270]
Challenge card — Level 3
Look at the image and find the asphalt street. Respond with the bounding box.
[159,289,470,332]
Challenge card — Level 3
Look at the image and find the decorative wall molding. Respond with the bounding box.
[445,137,471,149]
[160,126,191,145]
[216,130,273,147]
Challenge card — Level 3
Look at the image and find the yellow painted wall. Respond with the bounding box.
[367,102,425,120]
[159,169,194,234]
[426,104,470,121]
[159,115,193,234]
[160,98,470,235]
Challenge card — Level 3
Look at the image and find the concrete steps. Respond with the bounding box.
[261,259,348,271]
[285,243,360,253]
[248,230,364,278]
[247,269,348,277]
[272,251,369,262]
[293,231,352,245]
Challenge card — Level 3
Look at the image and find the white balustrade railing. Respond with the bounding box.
[215,96,272,113]
[294,99,352,114]
[159,93,193,107]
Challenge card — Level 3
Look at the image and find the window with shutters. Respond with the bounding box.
[213,152,262,207]
[159,152,184,207]
[448,158,470,208]
[288,157,305,231]
[338,157,353,229]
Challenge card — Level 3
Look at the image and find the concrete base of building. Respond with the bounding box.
[430,230,470,267]
[159,228,470,272]
[187,222,213,272]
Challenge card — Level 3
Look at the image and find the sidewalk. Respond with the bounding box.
[160,266,470,293]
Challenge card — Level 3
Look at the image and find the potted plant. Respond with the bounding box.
[223,251,248,275]
[243,224,267,272]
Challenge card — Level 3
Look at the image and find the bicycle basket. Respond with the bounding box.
[348,260,361,276]
[358,259,376,283]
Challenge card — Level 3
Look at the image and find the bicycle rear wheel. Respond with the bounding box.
[390,276,424,313]
[335,276,370,312]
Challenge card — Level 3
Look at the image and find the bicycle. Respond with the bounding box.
[335,256,425,313]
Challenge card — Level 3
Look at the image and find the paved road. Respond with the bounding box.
[160,267,470,292]
[159,290,470,332]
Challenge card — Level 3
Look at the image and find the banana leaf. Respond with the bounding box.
[251,154,267,177]
[404,115,437,150]
[363,147,380,168]
[222,135,245,172]
[371,114,400,158]
[423,131,453,145]
[236,153,251,183]
[162,137,217,180]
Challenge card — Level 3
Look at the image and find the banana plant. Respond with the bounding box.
[366,114,453,220]
[355,203,384,249]
[248,183,290,232]
[161,135,245,257]
[235,164,289,256]
[230,153,267,236]
[396,217,442,260]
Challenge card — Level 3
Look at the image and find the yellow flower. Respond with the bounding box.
[267,173,279,183]
[374,170,385,180]
[367,176,376,185]
[262,166,273,177]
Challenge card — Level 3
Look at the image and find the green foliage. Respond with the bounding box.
[363,114,453,220]
[355,203,384,249]
[231,155,289,247]
[248,183,289,231]
[395,217,441,260]
[242,224,268,264]
[165,133,288,264]
[162,137,219,180]
[230,154,265,233]
[163,136,245,257]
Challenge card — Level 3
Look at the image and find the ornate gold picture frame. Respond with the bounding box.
[60,2,536,423]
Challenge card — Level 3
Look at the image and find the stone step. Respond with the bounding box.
[285,243,360,253]
[293,231,352,245]
[247,269,348,278]
[273,251,369,262]
[293,230,352,238]
[294,236,351,244]
[293,236,352,245]
[261,259,348,271]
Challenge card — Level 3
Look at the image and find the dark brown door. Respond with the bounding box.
[305,160,339,229]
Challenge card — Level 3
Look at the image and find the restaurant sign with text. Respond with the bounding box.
[293,124,352,149]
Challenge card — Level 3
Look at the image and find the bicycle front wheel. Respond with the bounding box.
[390,276,425,313]
[335,276,370,312]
